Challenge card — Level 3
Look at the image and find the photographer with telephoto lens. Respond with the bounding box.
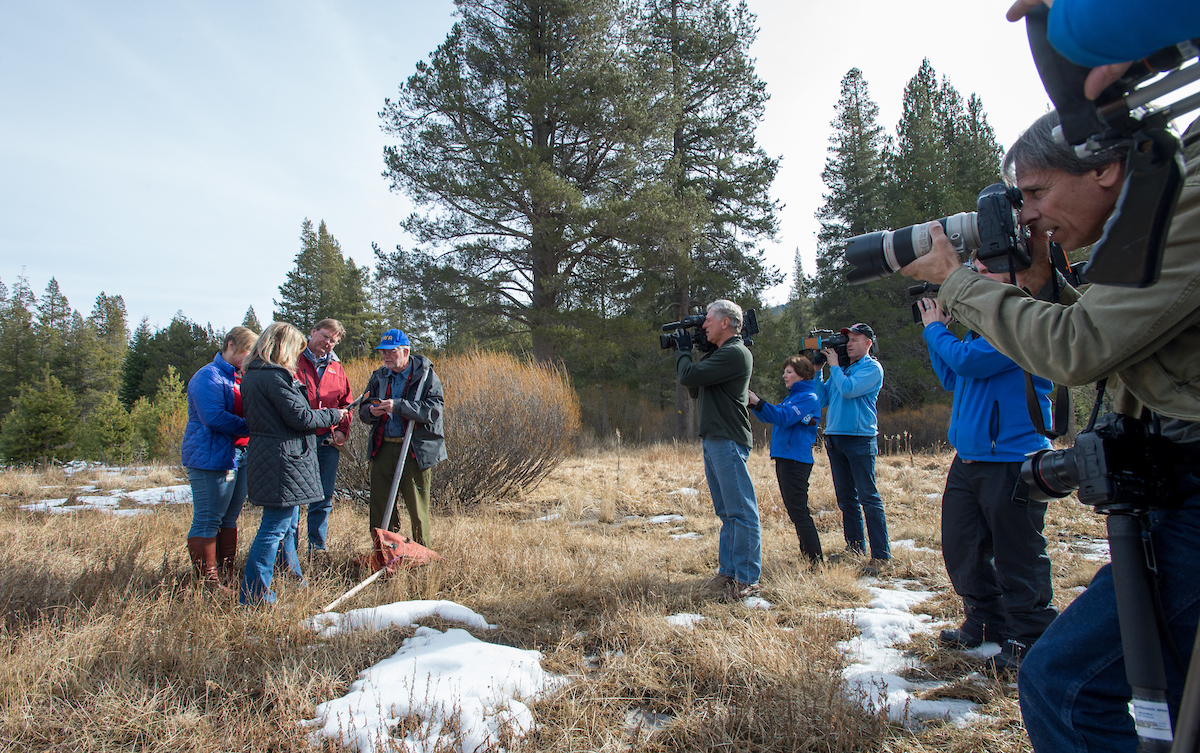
[812,322,890,574]
[901,108,1200,752]
[918,255,1059,673]
[675,299,761,601]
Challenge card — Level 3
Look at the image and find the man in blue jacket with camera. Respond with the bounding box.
[814,322,889,571]
[919,259,1059,672]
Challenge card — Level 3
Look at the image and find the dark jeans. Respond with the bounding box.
[825,434,890,559]
[774,458,822,563]
[941,456,1056,643]
[301,442,340,550]
[1019,473,1200,751]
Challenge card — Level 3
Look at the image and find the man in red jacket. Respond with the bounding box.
[293,318,353,553]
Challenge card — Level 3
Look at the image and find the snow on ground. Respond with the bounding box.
[306,600,496,639]
[667,487,699,496]
[833,578,983,724]
[303,614,566,753]
[18,485,191,515]
[670,532,703,540]
[646,514,685,524]
[665,612,706,628]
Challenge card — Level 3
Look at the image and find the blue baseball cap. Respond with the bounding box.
[374,328,410,349]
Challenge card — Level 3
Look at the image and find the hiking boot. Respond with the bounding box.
[989,639,1030,673]
[859,558,891,577]
[723,580,761,602]
[187,536,236,598]
[940,626,984,649]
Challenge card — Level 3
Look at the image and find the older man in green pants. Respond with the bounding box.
[359,328,447,545]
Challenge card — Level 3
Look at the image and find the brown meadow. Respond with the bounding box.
[0,446,1107,752]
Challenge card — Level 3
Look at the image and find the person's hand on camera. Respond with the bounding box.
[820,347,838,365]
[1005,0,1133,100]
[899,222,962,285]
[918,297,952,328]
[369,399,394,417]
[676,329,693,351]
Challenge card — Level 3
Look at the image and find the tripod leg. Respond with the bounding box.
[1171,624,1200,752]
[1108,512,1173,751]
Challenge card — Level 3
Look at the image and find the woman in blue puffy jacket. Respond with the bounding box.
[748,355,823,565]
[180,326,257,595]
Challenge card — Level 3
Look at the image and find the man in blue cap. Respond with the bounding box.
[359,328,447,545]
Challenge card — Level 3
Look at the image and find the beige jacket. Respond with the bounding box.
[938,121,1200,421]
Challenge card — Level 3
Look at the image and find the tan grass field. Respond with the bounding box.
[0,446,1108,752]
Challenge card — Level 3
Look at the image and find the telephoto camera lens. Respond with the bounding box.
[845,213,980,284]
[1021,447,1079,502]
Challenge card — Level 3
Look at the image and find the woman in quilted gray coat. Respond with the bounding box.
[238,322,346,605]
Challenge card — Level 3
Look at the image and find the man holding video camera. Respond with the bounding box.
[813,323,890,571]
[902,109,1200,751]
[675,299,760,600]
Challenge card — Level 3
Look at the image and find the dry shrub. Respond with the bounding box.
[336,352,581,509]
[877,403,951,455]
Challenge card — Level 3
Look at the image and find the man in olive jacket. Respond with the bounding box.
[675,299,759,599]
[901,111,1200,752]
[360,328,446,546]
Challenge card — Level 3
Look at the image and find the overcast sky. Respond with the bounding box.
[1,0,1066,333]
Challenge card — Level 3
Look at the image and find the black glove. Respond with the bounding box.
[676,329,693,351]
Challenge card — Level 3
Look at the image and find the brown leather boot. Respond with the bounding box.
[187,537,235,598]
[216,528,238,583]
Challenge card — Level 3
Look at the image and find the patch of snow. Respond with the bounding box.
[665,613,706,628]
[833,580,986,724]
[534,513,561,522]
[926,493,941,501]
[670,532,703,540]
[307,600,496,639]
[122,485,192,505]
[892,539,939,554]
[646,514,685,524]
[743,596,773,610]
[304,625,567,753]
[667,487,699,496]
[19,498,68,512]
[624,708,672,731]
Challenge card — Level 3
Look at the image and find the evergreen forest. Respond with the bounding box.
[0,0,1012,463]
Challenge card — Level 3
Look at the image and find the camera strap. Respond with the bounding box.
[1025,373,1072,440]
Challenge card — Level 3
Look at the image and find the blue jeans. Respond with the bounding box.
[241,506,304,605]
[702,437,761,585]
[300,443,340,550]
[825,434,890,559]
[1019,476,1200,752]
[186,448,248,537]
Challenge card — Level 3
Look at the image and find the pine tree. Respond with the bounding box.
[242,306,262,332]
[633,0,781,437]
[119,318,154,408]
[812,68,887,329]
[380,0,659,363]
[0,275,39,417]
[77,391,134,464]
[273,219,372,347]
[0,367,79,464]
[86,293,128,400]
[36,278,75,383]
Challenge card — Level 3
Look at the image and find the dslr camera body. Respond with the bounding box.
[801,330,849,368]
[844,183,1031,284]
[660,308,759,353]
[1021,413,1178,513]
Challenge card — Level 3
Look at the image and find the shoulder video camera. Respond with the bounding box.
[801,330,849,368]
[660,308,759,353]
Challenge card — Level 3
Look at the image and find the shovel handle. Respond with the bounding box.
[320,567,385,614]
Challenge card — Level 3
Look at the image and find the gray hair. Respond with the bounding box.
[707,299,743,330]
[1002,111,1129,181]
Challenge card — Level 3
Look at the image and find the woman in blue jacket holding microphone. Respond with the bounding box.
[749,355,823,565]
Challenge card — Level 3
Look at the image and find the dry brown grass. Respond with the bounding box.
[0,446,1106,752]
